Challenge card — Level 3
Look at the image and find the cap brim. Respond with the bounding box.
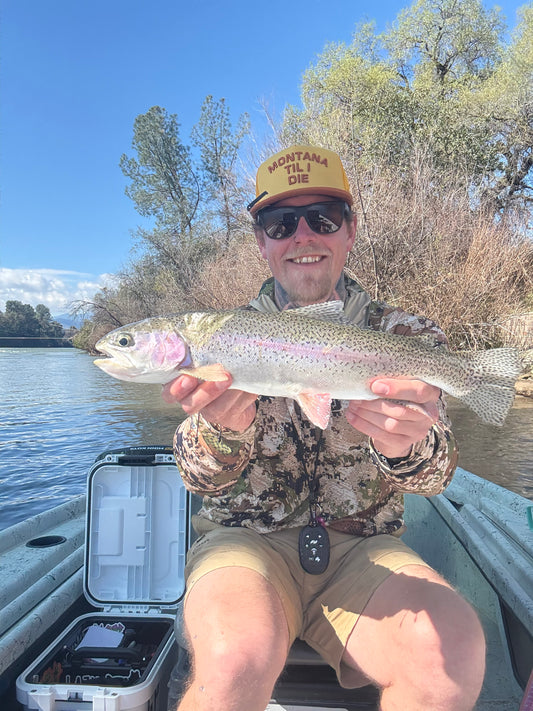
[249,187,353,216]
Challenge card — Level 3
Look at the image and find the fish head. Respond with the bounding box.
[94,319,190,384]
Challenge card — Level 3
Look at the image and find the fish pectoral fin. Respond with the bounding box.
[296,392,332,430]
[179,364,229,382]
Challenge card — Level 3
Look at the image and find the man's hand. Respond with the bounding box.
[161,369,258,433]
[345,378,441,460]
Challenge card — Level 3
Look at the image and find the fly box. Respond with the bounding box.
[16,446,188,711]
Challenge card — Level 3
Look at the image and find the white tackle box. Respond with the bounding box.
[16,446,189,711]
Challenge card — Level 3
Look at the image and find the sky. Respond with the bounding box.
[0,0,527,316]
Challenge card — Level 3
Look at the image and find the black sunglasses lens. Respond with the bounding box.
[306,204,344,234]
[259,202,345,240]
[262,212,298,239]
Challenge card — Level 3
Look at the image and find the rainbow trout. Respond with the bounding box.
[94,302,521,428]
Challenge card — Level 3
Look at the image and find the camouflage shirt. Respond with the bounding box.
[173,275,458,536]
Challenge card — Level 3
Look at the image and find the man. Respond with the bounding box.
[163,145,486,710]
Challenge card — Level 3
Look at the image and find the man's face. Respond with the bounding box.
[255,194,356,306]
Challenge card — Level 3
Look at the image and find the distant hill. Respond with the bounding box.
[53,313,82,329]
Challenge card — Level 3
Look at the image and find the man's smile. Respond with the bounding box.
[288,255,326,264]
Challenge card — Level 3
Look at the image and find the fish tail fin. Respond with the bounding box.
[460,347,521,426]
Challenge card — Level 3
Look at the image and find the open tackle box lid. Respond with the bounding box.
[84,446,188,613]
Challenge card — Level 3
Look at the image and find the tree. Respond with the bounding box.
[191,96,250,243]
[88,97,253,333]
[281,0,532,213]
[0,301,41,336]
[120,106,200,234]
[385,0,504,83]
[35,304,63,337]
[0,301,64,338]
[473,5,533,211]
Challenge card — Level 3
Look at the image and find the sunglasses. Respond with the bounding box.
[255,201,349,240]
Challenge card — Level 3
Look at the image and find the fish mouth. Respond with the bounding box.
[93,352,147,382]
[93,342,142,376]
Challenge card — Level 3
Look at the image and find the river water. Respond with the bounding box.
[1,348,532,532]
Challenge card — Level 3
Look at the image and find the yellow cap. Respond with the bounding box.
[248,145,353,215]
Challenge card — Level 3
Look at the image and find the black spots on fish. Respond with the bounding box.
[415,333,447,350]
[471,347,521,384]
[460,347,521,425]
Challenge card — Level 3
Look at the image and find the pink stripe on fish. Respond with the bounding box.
[221,335,390,366]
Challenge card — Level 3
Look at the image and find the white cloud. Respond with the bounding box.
[0,268,115,315]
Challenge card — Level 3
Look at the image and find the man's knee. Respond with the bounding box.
[181,626,287,710]
[182,567,290,702]
[405,595,485,667]
[193,638,286,686]
[391,578,486,708]
[344,565,486,710]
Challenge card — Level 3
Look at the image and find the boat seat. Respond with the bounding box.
[286,638,328,665]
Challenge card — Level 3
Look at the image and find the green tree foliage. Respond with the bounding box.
[113,100,251,322]
[191,96,250,243]
[0,301,64,338]
[281,0,533,212]
[35,304,64,337]
[474,4,533,211]
[120,106,200,234]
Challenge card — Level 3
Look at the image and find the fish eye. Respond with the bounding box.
[117,333,134,347]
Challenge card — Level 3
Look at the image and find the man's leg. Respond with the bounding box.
[177,566,290,711]
[342,564,486,711]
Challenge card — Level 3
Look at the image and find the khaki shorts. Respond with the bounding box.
[184,519,429,687]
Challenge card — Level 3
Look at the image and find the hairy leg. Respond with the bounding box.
[177,566,290,711]
[342,564,485,711]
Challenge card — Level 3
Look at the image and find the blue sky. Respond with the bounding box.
[0,0,527,315]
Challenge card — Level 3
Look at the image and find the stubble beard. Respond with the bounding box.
[287,275,331,306]
[275,272,346,309]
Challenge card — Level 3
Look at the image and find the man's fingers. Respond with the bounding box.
[161,371,232,409]
[370,378,441,405]
[162,374,199,403]
[348,398,437,424]
[178,379,232,414]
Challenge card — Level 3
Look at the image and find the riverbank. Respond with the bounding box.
[0,338,73,348]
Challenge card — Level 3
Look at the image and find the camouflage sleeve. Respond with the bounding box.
[367,301,459,495]
[368,301,449,343]
[369,419,458,495]
[173,415,255,496]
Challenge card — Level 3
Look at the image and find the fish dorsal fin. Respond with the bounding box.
[289,301,349,325]
[296,392,332,430]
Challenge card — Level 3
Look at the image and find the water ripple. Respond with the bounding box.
[0,348,181,530]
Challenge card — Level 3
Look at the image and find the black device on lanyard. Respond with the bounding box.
[295,429,330,575]
[299,517,330,574]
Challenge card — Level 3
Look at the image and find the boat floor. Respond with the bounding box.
[1,467,531,710]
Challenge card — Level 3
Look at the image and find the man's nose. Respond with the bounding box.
[293,215,315,241]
